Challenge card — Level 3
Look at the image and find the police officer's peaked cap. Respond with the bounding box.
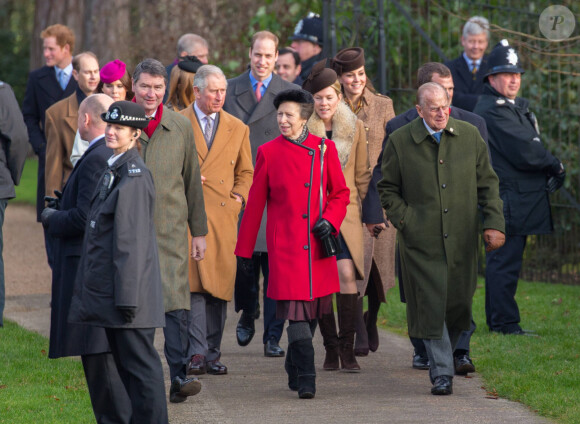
[485,39,525,79]
[101,101,149,129]
[290,12,323,46]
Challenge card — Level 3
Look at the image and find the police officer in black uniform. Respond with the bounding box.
[290,13,325,85]
[474,41,566,335]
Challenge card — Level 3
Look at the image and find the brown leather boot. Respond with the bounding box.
[337,293,361,372]
[317,298,339,370]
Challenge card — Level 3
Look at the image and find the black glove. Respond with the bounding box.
[237,256,254,275]
[312,218,335,240]
[40,207,57,229]
[117,307,136,323]
[44,196,60,209]
[546,162,566,193]
[372,225,384,238]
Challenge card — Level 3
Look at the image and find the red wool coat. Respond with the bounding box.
[235,133,350,301]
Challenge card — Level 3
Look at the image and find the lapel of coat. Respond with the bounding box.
[247,74,285,126]
[37,67,63,101]
[204,110,233,168]
[180,105,208,163]
[63,93,79,133]
[233,72,257,119]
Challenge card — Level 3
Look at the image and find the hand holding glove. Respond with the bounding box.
[40,207,57,229]
[117,307,136,323]
[546,162,566,193]
[312,218,335,240]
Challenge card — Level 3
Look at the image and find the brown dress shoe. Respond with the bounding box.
[187,354,206,376]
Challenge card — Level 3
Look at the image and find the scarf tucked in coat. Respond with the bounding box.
[307,100,358,168]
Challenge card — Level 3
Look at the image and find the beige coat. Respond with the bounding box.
[308,101,371,280]
[139,107,208,312]
[356,88,397,302]
[44,93,78,197]
[180,107,254,301]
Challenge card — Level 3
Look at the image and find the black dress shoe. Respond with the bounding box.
[187,354,206,376]
[236,311,256,346]
[264,338,285,357]
[412,351,430,370]
[454,354,475,375]
[431,375,453,395]
[169,376,202,403]
[206,359,228,375]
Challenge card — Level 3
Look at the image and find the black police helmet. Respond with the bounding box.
[485,39,525,79]
[290,13,323,46]
[101,101,149,129]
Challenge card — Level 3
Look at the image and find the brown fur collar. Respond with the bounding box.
[307,100,357,168]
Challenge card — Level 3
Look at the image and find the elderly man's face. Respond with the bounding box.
[194,74,226,115]
[416,88,450,132]
[132,72,166,116]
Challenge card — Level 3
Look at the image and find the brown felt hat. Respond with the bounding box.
[302,59,338,94]
[331,47,365,75]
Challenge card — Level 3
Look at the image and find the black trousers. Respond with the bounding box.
[82,352,132,424]
[164,309,188,380]
[485,234,526,333]
[105,327,168,424]
[234,252,285,343]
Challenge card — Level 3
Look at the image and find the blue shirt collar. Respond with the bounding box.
[462,52,482,71]
[249,71,273,90]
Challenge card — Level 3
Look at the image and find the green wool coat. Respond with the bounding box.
[378,117,504,339]
[139,107,208,312]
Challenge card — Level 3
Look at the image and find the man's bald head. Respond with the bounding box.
[78,93,114,141]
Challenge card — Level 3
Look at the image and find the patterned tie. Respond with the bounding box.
[255,81,263,102]
[204,116,213,147]
[472,61,478,79]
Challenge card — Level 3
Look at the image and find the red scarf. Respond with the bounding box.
[132,98,164,138]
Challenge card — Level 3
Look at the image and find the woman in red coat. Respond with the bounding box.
[235,89,349,399]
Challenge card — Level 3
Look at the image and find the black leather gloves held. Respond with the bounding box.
[237,256,254,275]
[40,207,57,229]
[547,162,566,193]
[117,307,136,323]
[312,218,335,240]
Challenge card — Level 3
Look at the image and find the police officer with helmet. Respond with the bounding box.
[290,13,325,85]
[474,40,566,335]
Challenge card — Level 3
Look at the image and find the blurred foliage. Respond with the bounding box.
[0,0,34,103]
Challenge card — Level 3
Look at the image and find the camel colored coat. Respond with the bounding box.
[308,101,371,280]
[356,88,397,301]
[180,107,254,301]
[44,93,78,197]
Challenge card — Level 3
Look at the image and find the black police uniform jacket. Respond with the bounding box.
[474,83,560,236]
[69,147,165,328]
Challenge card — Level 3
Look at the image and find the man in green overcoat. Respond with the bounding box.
[378,82,505,396]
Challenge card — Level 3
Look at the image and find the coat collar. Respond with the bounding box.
[410,116,460,144]
[180,106,235,166]
[307,100,357,167]
[231,71,288,125]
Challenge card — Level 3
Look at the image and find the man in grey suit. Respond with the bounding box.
[223,30,298,358]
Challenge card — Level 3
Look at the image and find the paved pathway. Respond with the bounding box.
[4,205,553,423]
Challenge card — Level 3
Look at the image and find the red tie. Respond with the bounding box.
[255,81,263,102]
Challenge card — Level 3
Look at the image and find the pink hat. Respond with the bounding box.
[100,60,126,84]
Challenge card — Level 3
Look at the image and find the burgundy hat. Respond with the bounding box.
[302,59,338,95]
[331,47,365,75]
[100,60,126,84]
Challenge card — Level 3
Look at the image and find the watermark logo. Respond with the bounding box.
[539,5,575,41]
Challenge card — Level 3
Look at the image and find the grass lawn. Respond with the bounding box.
[379,278,580,424]
[0,321,94,423]
[13,158,38,206]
